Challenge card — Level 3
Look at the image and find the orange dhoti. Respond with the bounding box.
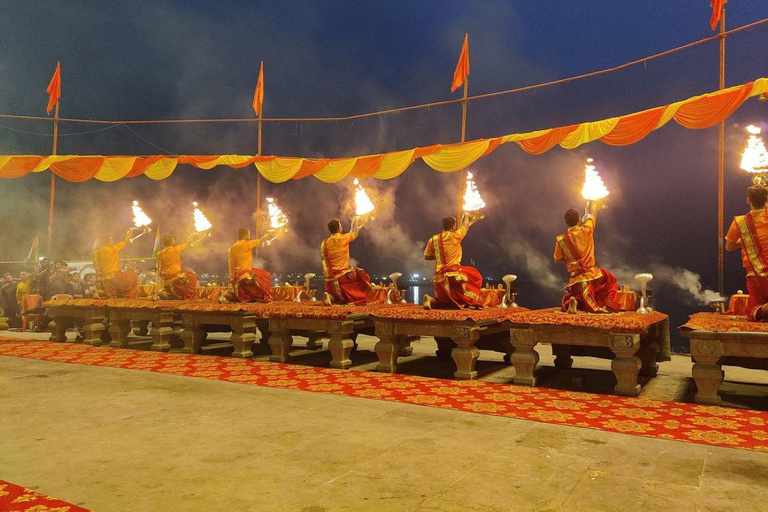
[97,271,138,298]
[561,268,620,313]
[325,268,371,306]
[234,269,272,302]
[433,265,483,309]
[163,271,198,300]
[746,275,768,321]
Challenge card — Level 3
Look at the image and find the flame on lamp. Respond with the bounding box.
[266,197,289,229]
[581,158,609,201]
[353,179,375,216]
[740,125,768,184]
[462,171,486,212]
[192,202,213,232]
[131,200,152,228]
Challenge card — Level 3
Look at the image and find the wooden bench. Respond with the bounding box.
[506,308,670,396]
[364,305,524,379]
[47,300,108,345]
[680,312,768,405]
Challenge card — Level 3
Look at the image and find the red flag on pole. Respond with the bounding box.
[710,0,727,30]
[451,34,470,92]
[46,62,61,114]
[253,61,265,117]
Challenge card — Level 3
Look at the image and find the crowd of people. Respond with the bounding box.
[0,257,158,329]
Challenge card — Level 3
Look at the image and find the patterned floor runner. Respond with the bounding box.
[0,480,89,511]
[2,337,767,452]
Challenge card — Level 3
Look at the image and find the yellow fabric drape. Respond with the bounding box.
[422,140,490,172]
[372,150,416,179]
[314,158,358,183]
[143,158,178,180]
[94,157,137,182]
[559,118,619,149]
[255,158,303,183]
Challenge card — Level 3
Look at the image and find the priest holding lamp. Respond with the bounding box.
[322,179,375,306]
[423,171,485,310]
[554,159,619,313]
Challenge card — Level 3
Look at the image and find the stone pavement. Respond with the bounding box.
[1,330,767,511]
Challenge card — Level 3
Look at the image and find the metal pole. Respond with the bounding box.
[717,8,726,295]
[457,78,468,219]
[47,101,59,257]
[255,113,262,255]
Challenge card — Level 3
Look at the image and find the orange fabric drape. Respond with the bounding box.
[674,83,753,129]
[0,157,47,178]
[599,107,666,146]
[516,125,578,155]
[125,156,163,178]
[349,154,385,178]
[50,157,105,182]
[2,77,767,183]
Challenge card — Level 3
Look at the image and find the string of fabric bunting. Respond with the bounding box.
[0,77,765,183]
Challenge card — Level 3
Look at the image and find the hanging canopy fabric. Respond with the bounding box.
[2,78,766,183]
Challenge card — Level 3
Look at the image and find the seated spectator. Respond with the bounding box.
[15,271,32,307]
[65,272,85,298]
[1,272,20,327]
[82,273,98,298]
[143,267,160,285]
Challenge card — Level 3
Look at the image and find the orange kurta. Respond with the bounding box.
[157,243,188,281]
[228,239,261,280]
[94,241,127,278]
[424,227,466,276]
[726,208,768,277]
[321,232,357,278]
[554,217,602,286]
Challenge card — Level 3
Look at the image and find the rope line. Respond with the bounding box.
[0,17,765,127]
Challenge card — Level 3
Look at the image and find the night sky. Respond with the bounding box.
[2,1,768,349]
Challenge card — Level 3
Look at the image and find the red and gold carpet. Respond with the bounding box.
[681,312,768,333]
[1,337,767,452]
[0,480,89,511]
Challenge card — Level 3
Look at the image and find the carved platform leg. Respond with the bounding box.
[305,332,323,350]
[509,328,539,386]
[256,322,272,348]
[230,316,256,358]
[435,337,455,360]
[150,310,176,352]
[691,338,725,405]
[132,320,150,337]
[610,334,641,396]
[268,320,293,362]
[82,311,106,346]
[329,320,355,369]
[452,326,480,380]
[172,314,183,341]
[399,341,414,357]
[552,344,574,370]
[49,316,73,342]
[181,315,204,354]
[109,315,132,349]
[638,338,660,377]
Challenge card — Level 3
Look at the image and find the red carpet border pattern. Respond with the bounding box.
[0,480,89,511]
[2,338,767,452]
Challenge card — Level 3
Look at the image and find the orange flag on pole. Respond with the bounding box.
[46,62,61,114]
[253,61,265,117]
[710,0,727,30]
[451,34,470,92]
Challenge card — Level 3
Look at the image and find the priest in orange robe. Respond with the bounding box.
[423,214,484,309]
[322,217,372,306]
[726,186,768,321]
[554,206,619,313]
[92,229,141,299]
[226,227,273,303]
[156,233,206,300]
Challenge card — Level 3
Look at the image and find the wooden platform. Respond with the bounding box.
[680,312,768,405]
[505,308,670,396]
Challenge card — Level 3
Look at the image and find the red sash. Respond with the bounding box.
[736,213,768,278]
[556,231,589,274]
